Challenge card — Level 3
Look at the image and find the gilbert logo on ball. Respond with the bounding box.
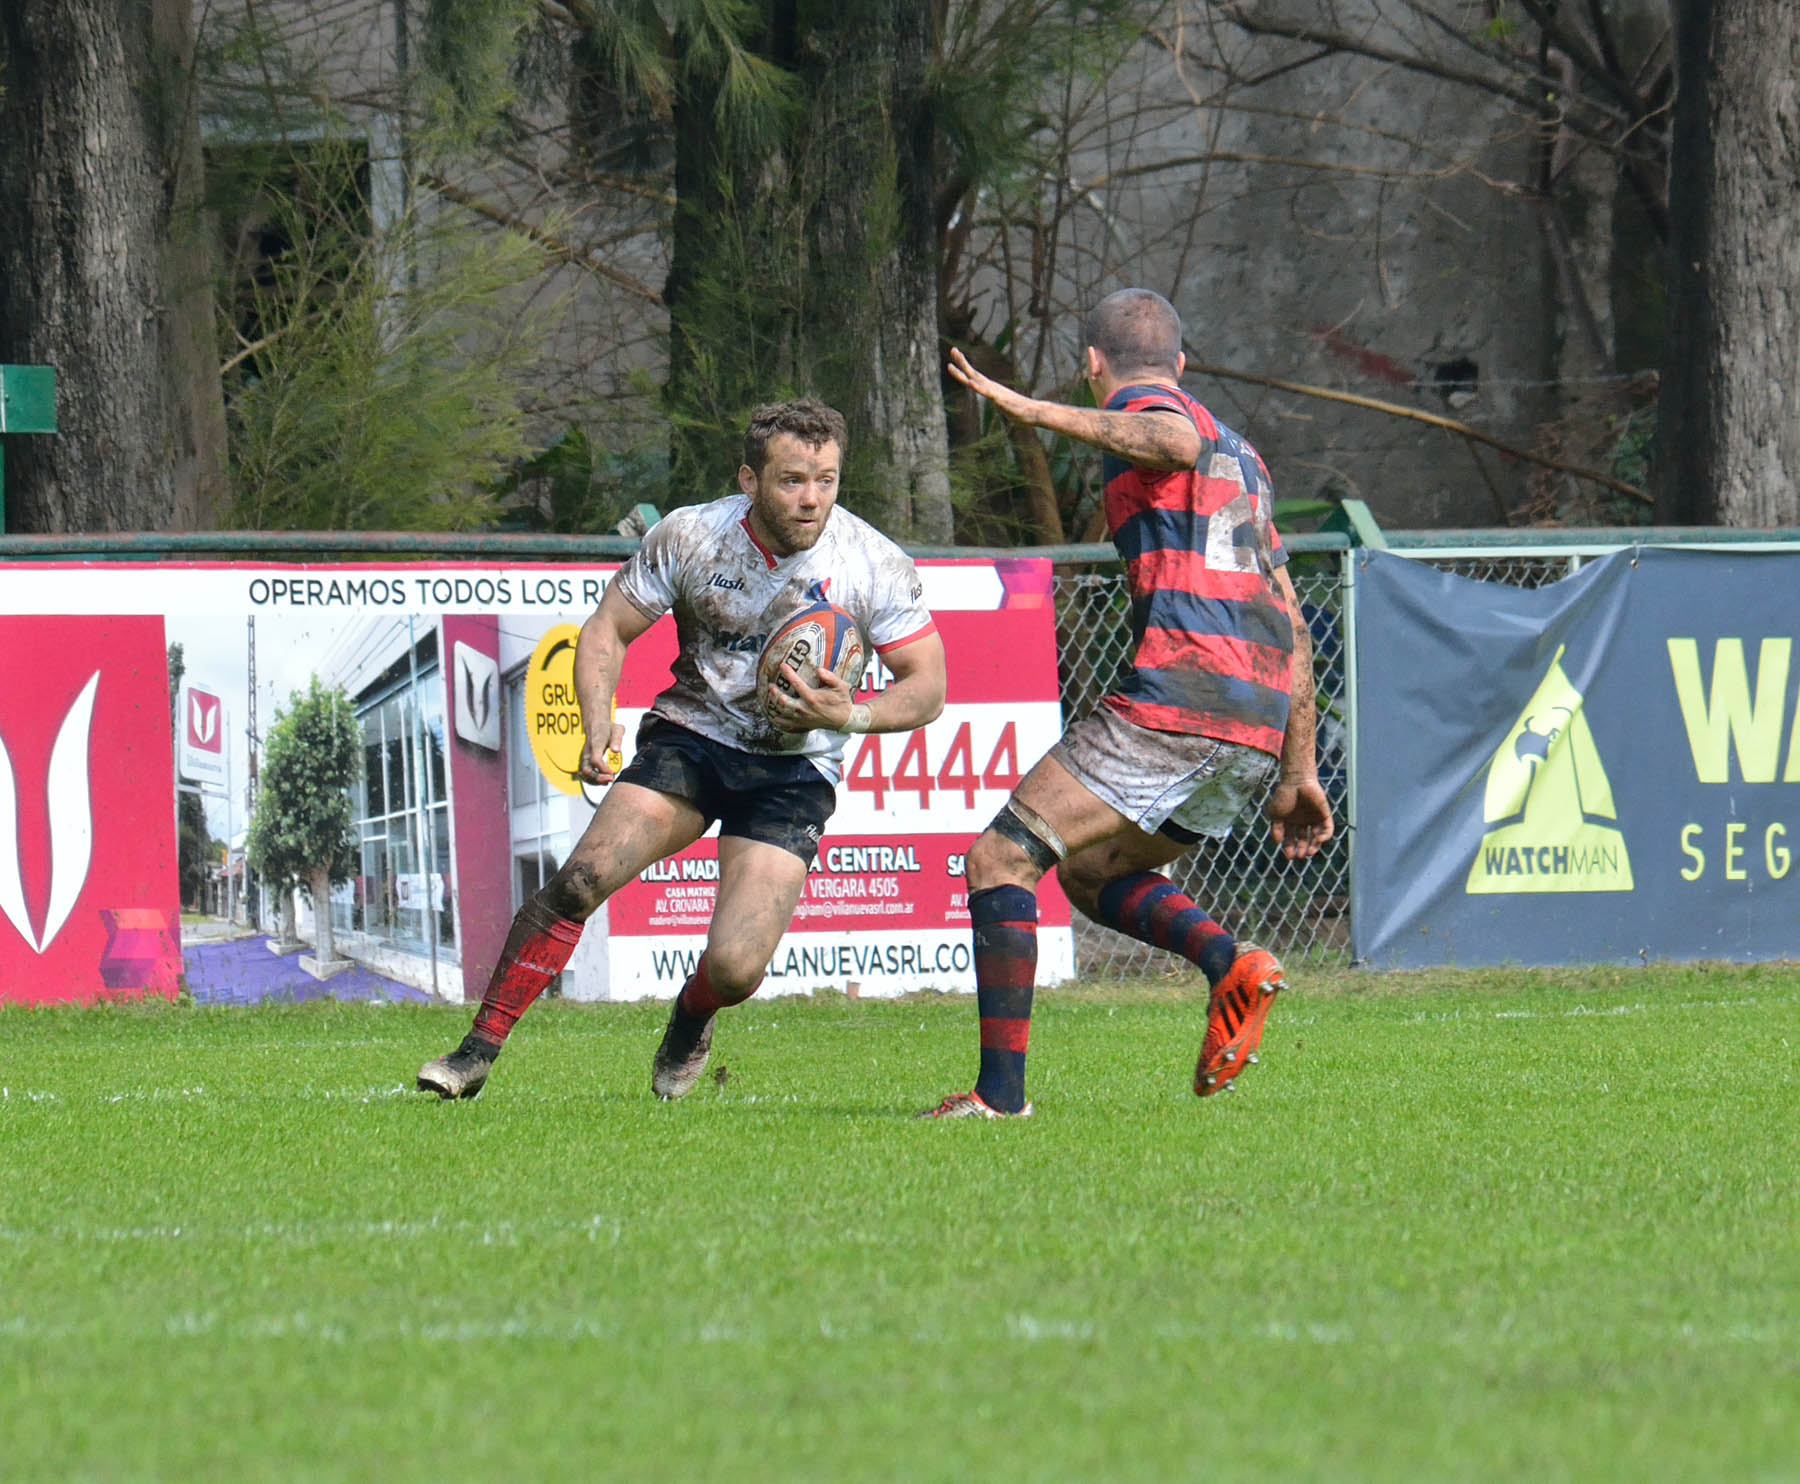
[757,601,867,719]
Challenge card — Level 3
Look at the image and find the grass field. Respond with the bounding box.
[3,964,1797,1482]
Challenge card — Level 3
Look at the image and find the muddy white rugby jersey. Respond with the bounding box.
[611,493,936,783]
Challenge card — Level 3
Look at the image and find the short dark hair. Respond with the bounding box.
[1083,288,1183,378]
[743,398,848,474]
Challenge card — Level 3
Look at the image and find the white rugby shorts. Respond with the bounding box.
[1048,706,1278,841]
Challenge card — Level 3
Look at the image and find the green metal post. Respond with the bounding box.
[0,365,60,534]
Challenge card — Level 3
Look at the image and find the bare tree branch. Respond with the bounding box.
[1184,354,1650,506]
[424,175,666,306]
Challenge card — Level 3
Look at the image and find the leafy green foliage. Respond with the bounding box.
[245,678,361,892]
[3,965,1798,1478]
[932,0,1145,198]
[947,420,1037,542]
[418,0,540,148]
[202,19,555,532]
[221,197,548,530]
[420,0,795,157]
[492,424,671,533]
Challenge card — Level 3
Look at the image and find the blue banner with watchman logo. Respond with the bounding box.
[1352,547,1800,966]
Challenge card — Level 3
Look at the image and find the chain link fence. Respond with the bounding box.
[1051,553,1351,976]
[1415,554,1583,588]
[1048,535,1800,978]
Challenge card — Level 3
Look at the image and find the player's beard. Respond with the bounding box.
[754,501,830,556]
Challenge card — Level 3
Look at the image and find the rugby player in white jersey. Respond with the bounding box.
[417,399,947,1100]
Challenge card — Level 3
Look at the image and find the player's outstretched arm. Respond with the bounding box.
[574,582,656,784]
[945,347,1200,471]
[770,631,947,736]
[1264,565,1334,861]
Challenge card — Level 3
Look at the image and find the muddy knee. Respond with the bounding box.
[541,863,606,921]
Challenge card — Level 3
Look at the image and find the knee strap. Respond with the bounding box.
[989,798,1067,874]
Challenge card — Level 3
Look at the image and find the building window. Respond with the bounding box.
[505,668,565,913]
[341,656,456,957]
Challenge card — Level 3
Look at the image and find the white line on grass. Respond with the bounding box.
[2,1308,1786,1351]
[1006,1315,1095,1342]
[0,1213,632,1247]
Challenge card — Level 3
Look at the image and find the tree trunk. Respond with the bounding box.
[800,1,951,541]
[279,887,298,950]
[1655,0,1800,525]
[0,0,227,533]
[310,866,337,965]
[665,3,951,539]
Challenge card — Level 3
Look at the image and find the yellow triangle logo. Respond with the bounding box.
[1465,646,1634,894]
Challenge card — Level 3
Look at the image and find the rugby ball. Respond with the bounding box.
[757,601,867,719]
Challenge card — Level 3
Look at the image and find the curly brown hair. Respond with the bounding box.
[742,398,848,474]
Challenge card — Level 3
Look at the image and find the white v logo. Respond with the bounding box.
[0,672,100,954]
[191,696,217,745]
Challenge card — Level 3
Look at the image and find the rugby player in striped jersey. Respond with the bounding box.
[925,288,1333,1118]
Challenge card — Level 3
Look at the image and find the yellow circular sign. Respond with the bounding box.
[526,624,587,797]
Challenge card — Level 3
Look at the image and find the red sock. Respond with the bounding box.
[675,952,761,1020]
[471,899,583,1044]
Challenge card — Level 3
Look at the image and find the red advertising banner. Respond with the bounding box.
[596,564,1074,997]
[0,616,181,1003]
[0,559,1070,1004]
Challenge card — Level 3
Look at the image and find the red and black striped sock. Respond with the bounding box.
[1095,872,1236,988]
[470,897,584,1045]
[971,884,1038,1114]
[675,952,761,1023]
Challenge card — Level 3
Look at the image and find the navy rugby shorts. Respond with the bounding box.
[616,716,837,864]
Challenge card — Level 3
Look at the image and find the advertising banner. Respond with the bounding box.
[176,682,228,787]
[601,585,1073,997]
[1353,547,1800,966]
[0,616,182,1002]
[0,558,1069,1004]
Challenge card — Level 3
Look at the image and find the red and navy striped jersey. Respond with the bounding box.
[1099,382,1293,755]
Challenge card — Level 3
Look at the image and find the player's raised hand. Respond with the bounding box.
[946,347,1037,423]
[1265,777,1334,860]
[769,660,854,734]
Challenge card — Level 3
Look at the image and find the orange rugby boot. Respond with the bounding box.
[1195,944,1285,1097]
